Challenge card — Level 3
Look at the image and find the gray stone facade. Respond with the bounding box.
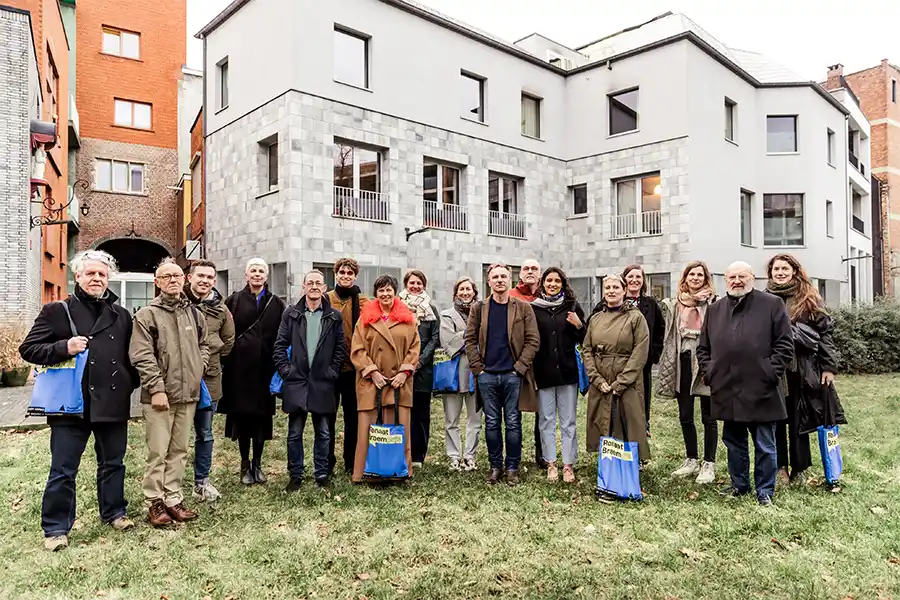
[206,91,691,304]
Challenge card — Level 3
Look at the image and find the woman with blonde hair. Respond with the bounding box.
[657,261,718,484]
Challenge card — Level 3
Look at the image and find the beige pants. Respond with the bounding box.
[142,402,197,507]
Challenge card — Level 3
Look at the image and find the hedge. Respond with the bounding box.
[832,299,900,374]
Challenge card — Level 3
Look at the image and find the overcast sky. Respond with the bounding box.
[188,0,899,79]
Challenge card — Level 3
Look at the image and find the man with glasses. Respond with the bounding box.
[130,259,210,526]
[274,270,347,490]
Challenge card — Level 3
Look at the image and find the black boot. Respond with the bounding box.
[252,460,267,484]
[240,461,254,485]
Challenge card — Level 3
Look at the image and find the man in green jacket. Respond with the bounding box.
[130,259,209,527]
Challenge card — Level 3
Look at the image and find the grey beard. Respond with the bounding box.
[727,288,751,298]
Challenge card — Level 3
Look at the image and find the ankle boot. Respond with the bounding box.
[252,460,267,484]
[240,461,254,485]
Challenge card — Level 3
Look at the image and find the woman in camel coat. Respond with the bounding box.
[350,275,421,483]
[582,274,651,462]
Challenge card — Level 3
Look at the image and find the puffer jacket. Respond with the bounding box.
[187,286,235,401]
[130,293,210,404]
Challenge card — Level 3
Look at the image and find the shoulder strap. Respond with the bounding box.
[189,305,202,343]
[375,387,384,425]
[58,301,78,337]
[235,294,272,343]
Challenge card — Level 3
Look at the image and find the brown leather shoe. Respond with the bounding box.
[505,469,521,487]
[165,503,198,522]
[486,468,502,485]
[148,501,173,527]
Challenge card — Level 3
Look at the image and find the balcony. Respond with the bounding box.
[333,186,390,223]
[423,201,468,232]
[611,211,662,239]
[67,93,80,149]
[488,211,526,239]
[849,152,866,176]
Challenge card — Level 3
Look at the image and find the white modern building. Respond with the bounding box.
[197,1,870,307]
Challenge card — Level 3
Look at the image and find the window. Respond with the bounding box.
[612,173,661,238]
[826,199,834,237]
[851,191,865,234]
[482,263,522,297]
[571,184,587,215]
[94,159,144,193]
[314,263,401,296]
[570,277,594,309]
[256,137,278,193]
[892,79,897,103]
[333,27,368,89]
[333,143,381,193]
[114,99,151,129]
[216,271,229,296]
[423,163,460,205]
[767,116,797,153]
[270,262,289,300]
[763,193,804,246]
[725,98,736,141]
[47,52,59,123]
[827,128,835,165]
[191,161,202,210]
[488,173,519,215]
[521,93,541,138]
[267,142,278,191]
[461,72,485,122]
[817,279,827,303]
[648,274,671,300]
[102,27,140,59]
[216,58,229,109]
[608,88,639,135]
[740,190,753,246]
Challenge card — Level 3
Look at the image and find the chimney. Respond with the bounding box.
[825,63,844,91]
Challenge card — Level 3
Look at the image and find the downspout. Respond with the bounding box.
[843,113,850,301]
[201,35,208,259]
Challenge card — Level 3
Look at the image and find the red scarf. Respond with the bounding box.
[510,281,537,303]
[360,297,415,326]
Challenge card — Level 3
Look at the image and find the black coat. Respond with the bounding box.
[273,295,346,415]
[697,290,794,423]
[219,285,286,417]
[413,306,441,394]
[631,295,664,367]
[19,289,139,422]
[532,299,586,389]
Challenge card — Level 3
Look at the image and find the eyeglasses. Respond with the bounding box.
[305,281,325,288]
[157,274,185,282]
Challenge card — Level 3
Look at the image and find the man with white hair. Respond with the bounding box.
[20,250,140,550]
[697,261,793,506]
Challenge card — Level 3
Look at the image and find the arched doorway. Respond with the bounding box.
[96,238,170,315]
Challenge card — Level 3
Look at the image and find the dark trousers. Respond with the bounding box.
[533,415,543,464]
[329,371,359,473]
[776,374,812,474]
[677,351,717,462]
[42,419,128,537]
[721,421,777,500]
[479,372,523,471]
[288,410,332,481]
[642,365,653,430]
[411,390,432,463]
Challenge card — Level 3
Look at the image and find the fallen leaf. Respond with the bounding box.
[584,524,596,535]
[160,595,169,600]
[72,519,83,530]
[771,538,793,552]
[574,587,584,594]
[96,592,107,598]
[10,496,23,512]
[358,596,369,600]
[334,495,343,502]
[687,491,699,501]
[680,547,705,561]
[543,497,551,508]
[871,506,887,516]
[888,556,900,566]
[357,573,370,581]
[203,596,212,600]
[463,581,476,586]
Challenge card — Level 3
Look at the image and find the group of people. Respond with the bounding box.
[19,248,841,551]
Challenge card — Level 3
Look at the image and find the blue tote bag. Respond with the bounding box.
[363,387,409,480]
[27,302,88,417]
[596,396,643,500]
[432,349,461,393]
[269,346,292,396]
[817,425,843,485]
[198,380,213,410]
[575,344,589,396]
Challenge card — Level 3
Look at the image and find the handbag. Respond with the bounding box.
[269,346,292,396]
[198,380,213,410]
[363,387,409,480]
[576,344,589,396]
[27,302,88,417]
[817,425,843,485]
[432,348,461,393]
[596,395,642,500]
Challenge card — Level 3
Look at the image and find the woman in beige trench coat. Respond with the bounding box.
[582,274,651,464]
[350,275,421,483]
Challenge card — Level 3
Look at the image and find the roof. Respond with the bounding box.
[727,49,805,83]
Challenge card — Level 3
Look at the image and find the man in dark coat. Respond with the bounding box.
[273,270,346,489]
[220,258,286,485]
[19,250,139,551]
[697,261,793,506]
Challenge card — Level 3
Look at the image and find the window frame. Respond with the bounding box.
[724,97,737,142]
[333,142,383,194]
[740,189,754,246]
[488,172,519,216]
[762,193,805,247]
[826,199,834,238]
[766,115,798,154]
[521,92,542,139]
[827,128,835,165]
[571,184,588,216]
[423,161,461,206]
[333,26,370,90]
[191,160,202,210]
[216,57,229,110]
[460,71,486,123]
[101,27,140,60]
[892,79,897,103]
[608,87,639,136]
[93,158,145,194]
[113,98,152,130]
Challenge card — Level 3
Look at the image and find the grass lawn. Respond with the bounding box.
[0,375,898,600]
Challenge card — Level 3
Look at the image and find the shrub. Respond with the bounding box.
[0,321,29,370]
[831,299,900,374]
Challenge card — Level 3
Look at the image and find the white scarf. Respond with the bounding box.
[399,289,436,324]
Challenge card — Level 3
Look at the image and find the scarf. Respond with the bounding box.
[399,289,437,324]
[624,295,640,310]
[453,298,474,319]
[513,281,538,303]
[677,287,714,339]
[335,284,362,328]
[532,291,565,309]
[766,280,800,318]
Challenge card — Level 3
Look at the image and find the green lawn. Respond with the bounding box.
[0,375,898,600]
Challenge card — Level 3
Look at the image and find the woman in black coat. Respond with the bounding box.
[622,265,664,436]
[766,253,840,485]
[399,269,440,468]
[220,258,286,485]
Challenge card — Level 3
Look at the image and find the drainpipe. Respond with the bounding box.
[843,114,850,302]
[201,35,208,260]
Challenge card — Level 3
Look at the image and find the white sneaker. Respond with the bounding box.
[412,461,423,469]
[672,458,700,478]
[44,535,68,552]
[695,461,716,485]
[192,481,221,503]
[462,457,477,471]
[449,458,461,471]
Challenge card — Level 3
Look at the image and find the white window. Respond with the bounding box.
[256,138,278,193]
[461,71,485,122]
[191,162,202,210]
[571,184,587,215]
[741,190,753,246]
[488,173,519,215]
[826,199,834,237]
[609,88,639,135]
[114,99,151,129]
[767,116,797,153]
[851,191,865,234]
[827,128,835,165]
[333,27,369,89]
[725,98,736,141]
[763,193,804,246]
[521,93,541,138]
[333,143,381,193]
[423,162,460,205]
[216,58,229,109]
[612,173,661,238]
[102,28,140,59]
[94,159,144,193]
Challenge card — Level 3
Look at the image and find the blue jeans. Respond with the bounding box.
[193,407,215,484]
[287,411,331,481]
[478,371,523,471]
[722,421,777,500]
[43,420,128,537]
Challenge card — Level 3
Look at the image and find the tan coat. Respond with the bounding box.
[130,293,210,404]
[581,306,650,459]
[464,296,541,412]
[328,289,370,372]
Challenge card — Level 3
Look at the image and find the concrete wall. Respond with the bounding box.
[178,69,203,175]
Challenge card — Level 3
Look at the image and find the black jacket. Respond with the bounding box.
[697,290,794,423]
[630,295,664,367]
[273,295,346,415]
[532,298,586,390]
[19,288,138,422]
[219,285,286,417]
[413,306,441,394]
